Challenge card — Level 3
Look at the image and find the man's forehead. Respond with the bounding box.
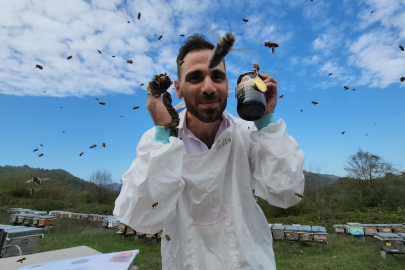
[182,49,226,77]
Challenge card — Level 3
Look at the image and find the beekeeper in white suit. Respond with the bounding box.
[114,34,305,270]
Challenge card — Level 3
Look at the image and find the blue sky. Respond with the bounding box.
[1,0,404,182]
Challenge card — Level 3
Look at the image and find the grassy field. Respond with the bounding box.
[3,217,403,270]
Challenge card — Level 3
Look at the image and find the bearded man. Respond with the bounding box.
[114,34,305,270]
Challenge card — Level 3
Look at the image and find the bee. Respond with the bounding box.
[295,192,304,199]
[179,60,185,66]
[264,42,279,53]
[164,234,171,241]
[400,77,405,82]
[138,12,141,20]
[400,45,404,51]
[67,56,72,60]
[127,60,133,64]
[26,176,49,185]
[40,144,43,146]
[158,35,163,40]
[60,107,63,108]
[62,131,65,133]
[371,10,374,13]
[312,101,318,105]
[152,202,158,209]
[97,50,102,54]
[79,152,84,156]
[33,149,38,152]
[342,131,345,134]
[17,257,26,263]
[95,97,99,100]
[344,86,349,90]
[353,88,356,91]
[127,21,130,23]
[28,187,41,196]
[38,153,44,157]
[279,95,284,99]
[372,155,380,159]
[99,102,106,105]
[35,65,43,70]
[121,115,123,117]
[140,83,144,86]
[365,134,368,136]
[102,143,106,147]
[180,34,185,37]
[300,109,303,112]
[250,63,260,70]
[112,55,115,57]
[89,144,97,149]
[329,73,332,76]
[133,106,139,110]
[242,18,248,23]
[208,32,235,69]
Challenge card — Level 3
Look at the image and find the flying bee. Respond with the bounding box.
[28,187,41,196]
[140,83,144,86]
[97,50,102,54]
[158,35,163,40]
[133,106,139,110]
[344,86,349,90]
[264,42,279,53]
[127,60,133,64]
[329,73,332,76]
[400,45,404,51]
[400,77,405,82]
[300,109,303,112]
[67,56,72,60]
[38,153,44,157]
[152,202,158,209]
[242,18,248,23]
[208,32,235,69]
[279,95,284,99]
[312,101,318,105]
[295,192,304,199]
[371,10,374,13]
[102,143,106,147]
[112,55,115,57]
[342,131,345,134]
[179,60,185,66]
[17,257,26,263]
[99,101,106,105]
[180,34,185,37]
[365,134,368,136]
[138,12,141,20]
[26,176,49,185]
[127,21,130,23]
[95,97,99,100]
[250,63,260,70]
[353,88,356,91]
[35,65,43,70]
[62,131,65,133]
[33,149,38,152]
[372,155,380,159]
[79,152,84,156]
[40,144,43,146]
[89,144,97,149]
[164,234,171,241]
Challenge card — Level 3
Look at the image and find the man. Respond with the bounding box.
[114,34,305,269]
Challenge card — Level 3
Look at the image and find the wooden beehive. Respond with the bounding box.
[391,224,405,233]
[9,214,18,225]
[299,225,313,242]
[1,227,44,257]
[312,226,328,243]
[271,224,285,240]
[285,225,300,241]
[362,224,377,236]
[374,232,405,255]
[375,224,392,233]
[333,224,345,234]
[345,223,364,236]
[33,215,57,227]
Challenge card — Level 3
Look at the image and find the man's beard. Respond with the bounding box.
[183,91,227,123]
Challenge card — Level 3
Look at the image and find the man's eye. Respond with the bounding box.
[213,74,223,81]
[190,76,199,81]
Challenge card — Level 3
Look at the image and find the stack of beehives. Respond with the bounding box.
[333,223,405,236]
[269,224,328,244]
[115,222,163,244]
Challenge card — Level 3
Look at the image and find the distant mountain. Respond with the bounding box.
[104,182,122,191]
[303,171,340,187]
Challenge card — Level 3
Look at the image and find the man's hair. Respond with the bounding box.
[176,34,226,81]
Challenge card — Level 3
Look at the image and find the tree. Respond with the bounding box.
[344,149,397,180]
[89,170,114,204]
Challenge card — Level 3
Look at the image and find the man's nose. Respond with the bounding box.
[201,76,216,95]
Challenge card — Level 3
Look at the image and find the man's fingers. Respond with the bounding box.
[260,74,277,85]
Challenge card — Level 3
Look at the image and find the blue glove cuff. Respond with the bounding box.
[253,113,276,130]
[153,126,171,144]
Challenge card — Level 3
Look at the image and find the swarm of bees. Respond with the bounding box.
[67,56,72,60]
[148,73,180,137]
[158,35,163,40]
[152,202,158,209]
[264,42,278,53]
[208,32,235,69]
[400,45,404,51]
[35,65,43,70]
[242,18,248,23]
[26,176,49,185]
[127,60,133,64]
[312,101,318,105]
[344,86,349,90]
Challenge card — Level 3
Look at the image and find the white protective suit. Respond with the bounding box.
[114,102,305,270]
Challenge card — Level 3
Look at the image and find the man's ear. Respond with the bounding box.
[174,80,183,99]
